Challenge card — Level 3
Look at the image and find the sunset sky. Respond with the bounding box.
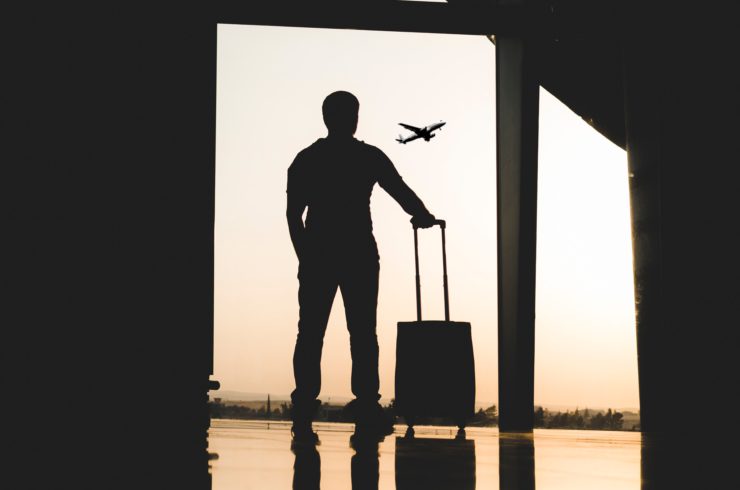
[214,24,638,410]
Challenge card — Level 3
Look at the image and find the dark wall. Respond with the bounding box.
[622,1,739,434]
[7,5,216,485]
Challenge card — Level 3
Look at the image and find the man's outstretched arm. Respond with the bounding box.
[376,151,436,227]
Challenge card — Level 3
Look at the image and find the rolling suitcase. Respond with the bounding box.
[394,219,475,430]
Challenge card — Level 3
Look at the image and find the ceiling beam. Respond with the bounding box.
[216,1,529,36]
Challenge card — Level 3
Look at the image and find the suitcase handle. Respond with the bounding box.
[413,219,450,322]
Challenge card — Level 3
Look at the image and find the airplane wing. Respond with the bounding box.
[424,121,445,132]
[399,123,422,134]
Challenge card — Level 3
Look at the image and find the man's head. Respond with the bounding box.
[322,91,359,137]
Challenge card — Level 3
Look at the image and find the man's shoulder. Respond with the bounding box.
[291,138,388,167]
[353,140,390,164]
[354,139,382,153]
[297,138,326,157]
[290,139,325,168]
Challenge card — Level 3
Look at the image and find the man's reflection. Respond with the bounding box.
[292,440,321,490]
[350,431,385,490]
[498,432,535,490]
[395,431,476,489]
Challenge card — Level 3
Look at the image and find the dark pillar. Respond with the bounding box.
[622,1,740,438]
[622,14,664,434]
[495,18,540,432]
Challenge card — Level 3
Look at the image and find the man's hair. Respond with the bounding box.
[322,91,359,134]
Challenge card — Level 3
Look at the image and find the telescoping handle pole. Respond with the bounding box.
[413,219,450,322]
[440,222,450,322]
[414,226,422,321]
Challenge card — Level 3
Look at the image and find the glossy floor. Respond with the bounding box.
[208,420,643,489]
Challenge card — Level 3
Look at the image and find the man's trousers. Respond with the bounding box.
[290,254,381,418]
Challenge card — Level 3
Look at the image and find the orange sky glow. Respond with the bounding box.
[214,24,639,410]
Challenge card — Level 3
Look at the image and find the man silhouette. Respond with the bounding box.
[287,91,437,442]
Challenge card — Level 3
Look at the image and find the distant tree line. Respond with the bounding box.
[210,399,634,431]
[208,399,391,423]
[209,399,290,420]
[534,407,628,430]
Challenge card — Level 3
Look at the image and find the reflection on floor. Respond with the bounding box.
[208,420,643,489]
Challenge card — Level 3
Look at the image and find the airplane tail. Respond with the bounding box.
[396,134,405,144]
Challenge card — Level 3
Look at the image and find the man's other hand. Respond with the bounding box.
[411,213,437,229]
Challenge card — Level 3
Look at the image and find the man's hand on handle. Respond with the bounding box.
[411,213,438,229]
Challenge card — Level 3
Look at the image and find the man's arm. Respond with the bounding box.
[376,150,436,227]
[286,162,307,260]
[286,193,306,260]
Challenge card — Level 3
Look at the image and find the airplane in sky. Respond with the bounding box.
[395,121,446,144]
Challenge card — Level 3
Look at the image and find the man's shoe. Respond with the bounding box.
[353,422,393,440]
[350,430,385,449]
[290,398,321,446]
[354,402,395,437]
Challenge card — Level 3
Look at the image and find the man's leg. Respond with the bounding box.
[291,262,338,437]
[340,258,380,403]
[340,258,393,434]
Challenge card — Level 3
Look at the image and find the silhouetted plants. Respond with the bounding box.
[209,398,633,431]
[533,406,626,430]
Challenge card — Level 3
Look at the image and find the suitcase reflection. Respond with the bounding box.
[395,434,476,490]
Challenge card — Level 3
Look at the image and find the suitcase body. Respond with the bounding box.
[394,220,475,428]
[395,320,475,424]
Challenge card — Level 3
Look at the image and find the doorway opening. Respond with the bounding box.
[211,22,639,430]
[213,24,498,420]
